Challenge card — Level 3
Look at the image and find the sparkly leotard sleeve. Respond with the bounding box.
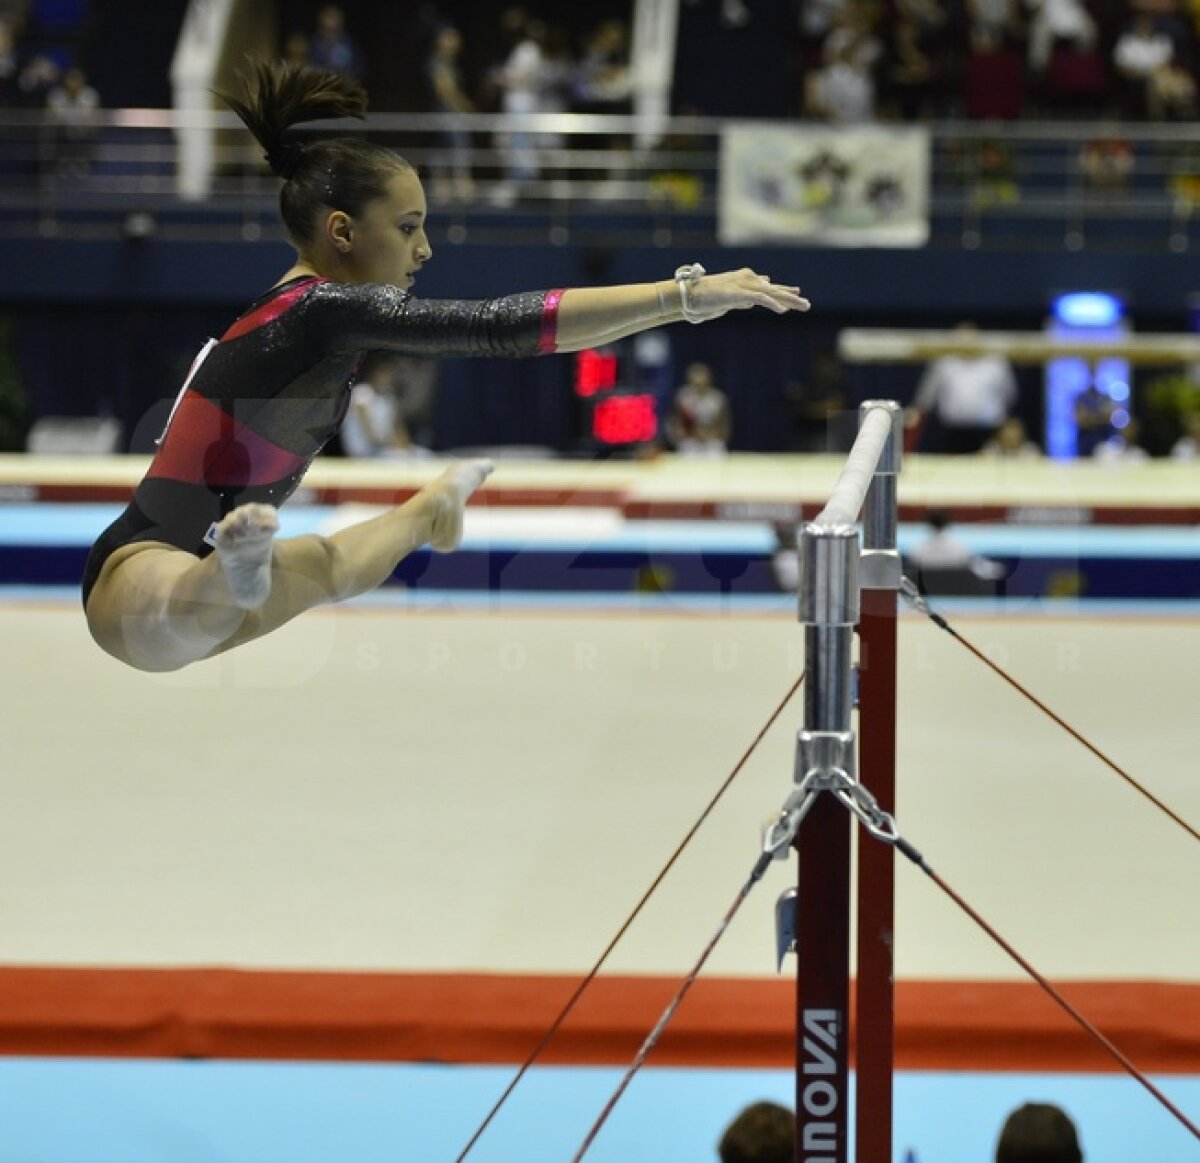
[80,277,565,607]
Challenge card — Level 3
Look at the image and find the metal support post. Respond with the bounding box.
[795,525,859,1163]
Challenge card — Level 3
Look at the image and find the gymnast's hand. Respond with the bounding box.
[682,267,811,322]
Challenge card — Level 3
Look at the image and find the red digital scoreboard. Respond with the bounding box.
[573,349,658,447]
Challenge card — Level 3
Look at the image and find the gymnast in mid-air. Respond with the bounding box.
[82,61,810,673]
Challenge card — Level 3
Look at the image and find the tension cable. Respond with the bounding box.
[454,670,805,1161]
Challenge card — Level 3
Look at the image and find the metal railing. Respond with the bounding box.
[3,109,1200,249]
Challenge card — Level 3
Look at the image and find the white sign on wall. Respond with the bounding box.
[719,123,930,247]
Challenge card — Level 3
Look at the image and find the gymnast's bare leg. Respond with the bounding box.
[84,459,492,673]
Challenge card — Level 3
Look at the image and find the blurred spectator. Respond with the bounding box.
[783,346,848,452]
[308,5,365,83]
[574,18,631,183]
[1078,137,1133,192]
[968,0,1023,49]
[798,0,850,65]
[492,15,552,200]
[718,0,751,28]
[982,415,1041,457]
[0,13,18,105]
[907,507,1005,583]
[17,53,59,108]
[770,522,800,593]
[718,1100,794,1163]
[884,13,937,119]
[340,353,437,459]
[282,31,309,69]
[1113,14,1174,117]
[823,4,884,74]
[1170,410,1200,458]
[994,1101,1083,1163]
[1026,0,1098,74]
[907,322,1018,454]
[573,18,631,115]
[1093,416,1148,462]
[426,25,475,202]
[1147,49,1197,119]
[666,361,731,456]
[1072,382,1114,456]
[45,67,99,175]
[806,39,877,123]
[536,23,575,185]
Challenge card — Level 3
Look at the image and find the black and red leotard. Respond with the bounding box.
[81,276,564,607]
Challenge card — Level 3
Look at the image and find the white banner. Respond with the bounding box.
[719,123,930,247]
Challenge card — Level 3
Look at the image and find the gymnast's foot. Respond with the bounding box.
[214,503,279,608]
[426,459,494,552]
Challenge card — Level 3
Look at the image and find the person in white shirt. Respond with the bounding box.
[1113,14,1174,116]
[906,509,1006,587]
[493,18,550,196]
[908,323,1018,453]
[1026,0,1098,72]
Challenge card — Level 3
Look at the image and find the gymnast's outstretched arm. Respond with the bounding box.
[301,270,810,360]
[552,270,810,352]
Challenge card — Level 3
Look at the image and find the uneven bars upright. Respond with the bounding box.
[794,401,902,1163]
[855,403,903,1163]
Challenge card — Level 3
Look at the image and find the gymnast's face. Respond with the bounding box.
[335,168,432,290]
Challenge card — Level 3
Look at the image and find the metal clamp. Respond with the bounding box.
[831,778,901,846]
[762,771,822,860]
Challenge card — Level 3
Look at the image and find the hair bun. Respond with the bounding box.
[266,139,305,181]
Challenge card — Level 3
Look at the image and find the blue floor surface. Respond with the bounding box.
[0,1059,1196,1163]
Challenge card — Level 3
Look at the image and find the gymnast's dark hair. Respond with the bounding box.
[218,60,413,246]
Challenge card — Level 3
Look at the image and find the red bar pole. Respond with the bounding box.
[796,795,851,1163]
[855,588,898,1163]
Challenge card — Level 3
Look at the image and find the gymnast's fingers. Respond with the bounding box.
[750,287,810,314]
[747,272,810,312]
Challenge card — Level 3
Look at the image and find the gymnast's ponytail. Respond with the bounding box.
[218,59,413,247]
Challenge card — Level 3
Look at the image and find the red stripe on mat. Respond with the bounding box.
[0,969,1195,1072]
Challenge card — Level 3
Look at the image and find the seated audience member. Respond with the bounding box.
[667,361,731,457]
[1147,49,1197,120]
[426,25,476,202]
[1112,13,1174,117]
[1078,137,1133,192]
[341,353,436,459]
[45,67,100,174]
[718,1100,794,1163]
[906,507,1005,585]
[982,416,1041,458]
[1026,0,1098,74]
[806,39,876,123]
[1093,416,1148,462]
[308,4,365,82]
[994,1101,1083,1163]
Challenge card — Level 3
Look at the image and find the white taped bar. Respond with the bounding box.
[814,404,898,529]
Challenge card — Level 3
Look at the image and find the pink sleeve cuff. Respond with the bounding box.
[538,289,565,354]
